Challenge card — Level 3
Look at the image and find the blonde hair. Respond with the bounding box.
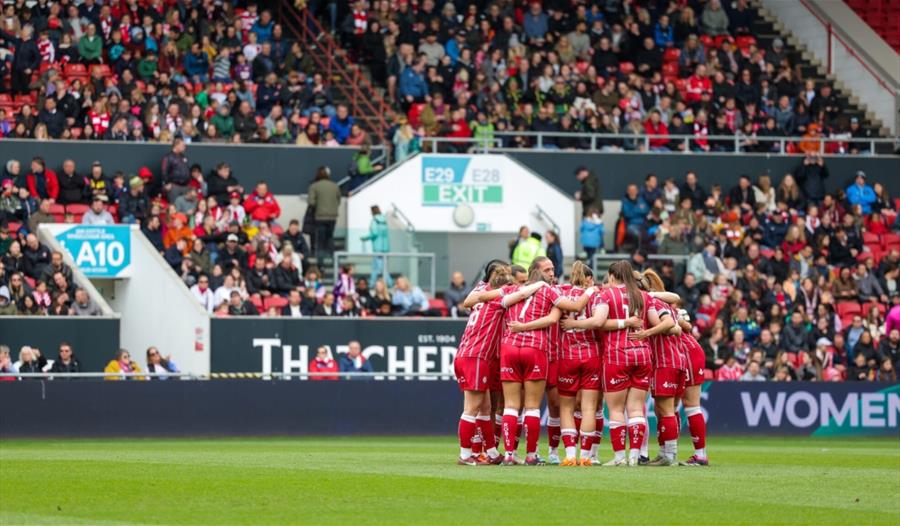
[570,261,594,287]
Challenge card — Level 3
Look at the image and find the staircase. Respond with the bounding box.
[277,1,395,143]
[754,2,891,141]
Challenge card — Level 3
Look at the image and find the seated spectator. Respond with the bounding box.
[309,346,339,380]
[444,271,470,318]
[339,340,373,379]
[716,355,743,381]
[739,361,767,381]
[163,214,193,254]
[281,289,304,318]
[244,182,281,224]
[846,171,877,215]
[314,292,338,316]
[104,348,143,380]
[0,345,17,380]
[81,194,115,225]
[228,290,259,316]
[145,346,179,380]
[70,288,102,316]
[391,276,429,316]
[190,274,215,313]
[847,352,872,381]
[49,342,81,375]
[0,286,16,315]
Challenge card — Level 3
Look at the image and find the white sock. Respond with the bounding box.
[548,446,558,456]
[580,448,591,459]
[486,447,499,459]
[614,449,626,462]
[590,432,600,458]
[665,440,678,462]
[460,447,472,459]
[561,428,577,459]
[695,447,707,458]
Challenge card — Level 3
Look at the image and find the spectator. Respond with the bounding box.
[580,208,604,262]
[846,171,877,215]
[512,232,546,270]
[307,166,341,262]
[391,276,429,316]
[161,138,191,203]
[621,184,649,246]
[309,346,339,380]
[243,182,281,224]
[190,274,215,313]
[339,340,373,379]
[444,271,470,318]
[701,0,730,36]
[17,346,43,375]
[574,167,601,215]
[847,352,872,381]
[25,157,59,202]
[272,255,301,296]
[23,234,51,280]
[282,289,304,318]
[103,348,143,380]
[314,292,338,316]
[687,243,725,286]
[49,342,81,375]
[739,361,766,381]
[227,290,259,316]
[81,194,115,225]
[329,105,354,144]
[0,286,16,315]
[146,346,179,379]
[27,199,54,233]
[70,288,102,316]
[545,231,563,280]
[119,177,150,224]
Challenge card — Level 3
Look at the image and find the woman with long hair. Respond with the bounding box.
[497,257,593,465]
[634,269,685,466]
[146,346,179,380]
[562,260,674,466]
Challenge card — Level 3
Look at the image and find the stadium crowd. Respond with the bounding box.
[337,0,883,155]
[0,0,381,147]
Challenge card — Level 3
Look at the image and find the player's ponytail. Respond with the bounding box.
[609,260,644,318]
[570,261,593,287]
[489,265,511,288]
[641,269,666,293]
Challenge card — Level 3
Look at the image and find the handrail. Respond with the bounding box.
[277,2,392,142]
[333,250,437,296]
[591,252,692,272]
[391,202,416,233]
[797,0,898,96]
[425,136,503,153]
[2,371,455,379]
[535,204,561,235]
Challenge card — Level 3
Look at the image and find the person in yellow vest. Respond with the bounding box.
[512,232,546,269]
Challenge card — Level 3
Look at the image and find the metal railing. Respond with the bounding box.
[333,251,437,297]
[422,131,897,155]
[535,204,561,235]
[591,252,692,273]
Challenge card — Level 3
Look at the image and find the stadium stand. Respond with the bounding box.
[844,0,900,52]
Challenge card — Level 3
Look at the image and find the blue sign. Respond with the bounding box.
[55,225,132,278]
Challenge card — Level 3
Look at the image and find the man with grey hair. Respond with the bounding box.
[71,288,102,316]
[2,160,21,188]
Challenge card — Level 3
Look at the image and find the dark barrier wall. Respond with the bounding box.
[506,151,900,197]
[0,381,896,438]
[211,318,466,373]
[0,139,363,194]
[0,317,120,371]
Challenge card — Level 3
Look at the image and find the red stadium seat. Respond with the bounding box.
[863,232,880,246]
[882,233,900,248]
[66,203,90,215]
[699,34,714,49]
[249,294,264,312]
[735,35,756,50]
[64,63,88,80]
[49,203,66,215]
[264,296,288,310]
[835,302,862,318]
[429,298,449,317]
[618,61,635,75]
[662,62,679,79]
[6,221,21,233]
[862,302,887,318]
[663,48,681,63]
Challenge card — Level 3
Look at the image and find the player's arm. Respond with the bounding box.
[648,291,681,304]
[554,287,596,312]
[462,287,503,309]
[508,307,561,333]
[600,316,642,331]
[500,281,546,308]
[628,309,675,340]
[561,302,609,330]
[677,309,694,332]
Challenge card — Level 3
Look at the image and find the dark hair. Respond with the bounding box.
[314,166,331,181]
[510,264,527,276]
[608,260,644,318]
[482,259,507,283]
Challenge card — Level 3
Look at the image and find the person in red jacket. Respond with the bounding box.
[309,346,339,380]
[685,64,711,105]
[243,181,281,224]
[25,157,59,202]
[644,109,670,151]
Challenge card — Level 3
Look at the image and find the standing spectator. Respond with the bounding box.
[78,23,103,63]
[574,166,601,214]
[339,340,373,379]
[25,157,59,202]
[190,274,215,313]
[81,195,115,225]
[49,342,81,375]
[309,346,339,380]
[846,171,877,215]
[161,138,191,203]
[512,232,546,269]
[360,205,389,284]
[701,0,730,36]
[621,184,649,246]
[580,208,604,262]
[545,231,563,280]
[11,27,39,95]
[794,154,829,205]
[307,166,341,263]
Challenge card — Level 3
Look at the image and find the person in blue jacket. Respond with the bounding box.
[580,208,604,262]
[328,104,354,144]
[621,184,649,245]
[183,43,209,83]
[846,171,877,215]
[339,341,373,380]
[398,60,429,105]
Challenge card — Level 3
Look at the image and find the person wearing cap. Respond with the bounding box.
[119,176,150,224]
[81,194,115,225]
[0,286,17,315]
[848,117,873,154]
[846,171,877,215]
[219,232,249,275]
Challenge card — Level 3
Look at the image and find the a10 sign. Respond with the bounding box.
[55,225,132,278]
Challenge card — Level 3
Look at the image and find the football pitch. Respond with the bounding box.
[1,436,898,525]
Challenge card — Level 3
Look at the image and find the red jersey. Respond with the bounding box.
[456,289,507,361]
[647,299,685,370]
[501,284,561,351]
[596,286,653,366]
[559,285,601,360]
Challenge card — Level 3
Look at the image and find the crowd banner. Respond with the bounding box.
[0,380,896,438]
[210,318,467,376]
[47,224,133,278]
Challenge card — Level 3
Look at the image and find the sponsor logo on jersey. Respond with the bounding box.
[663,382,678,389]
[533,365,542,373]
[590,375,599,382]
[501,367,514,374]
[457,375,466,384]
[610,377,625,385]
[558,376,575,384]
[482,376,488,384]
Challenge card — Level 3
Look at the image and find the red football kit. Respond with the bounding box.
[596,286,654,392]
[647,298,686,397]
[557,285,602,396]
[500,284,561,383]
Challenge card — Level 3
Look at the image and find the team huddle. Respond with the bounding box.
[453,256,709,467]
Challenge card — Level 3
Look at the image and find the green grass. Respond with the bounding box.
[1,436,899,525]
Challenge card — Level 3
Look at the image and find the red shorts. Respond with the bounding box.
[651,367,686,397]
[488,357,502,392]
[685,345,707,387]
[454,357,490,392]
[602,362,651,393]
[556,356,602,396]
[546,359,559,389]
[500,344,548,383]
